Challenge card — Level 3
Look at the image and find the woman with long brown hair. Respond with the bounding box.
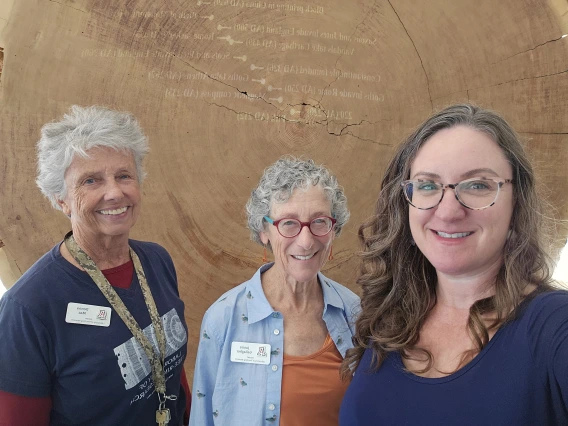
[339,104,568,425]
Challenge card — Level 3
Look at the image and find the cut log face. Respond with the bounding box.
[0,0,567,378]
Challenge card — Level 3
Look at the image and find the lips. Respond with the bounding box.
[435,230,472,239]
[98,206,128,215]
[291,252,316,260]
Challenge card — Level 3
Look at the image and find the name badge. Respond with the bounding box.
[65,303,112,327]
[230,341,271,365]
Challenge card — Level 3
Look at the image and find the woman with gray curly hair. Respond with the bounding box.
[0,105,190,425]
[190,156,360,426]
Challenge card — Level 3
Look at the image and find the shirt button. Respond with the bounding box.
[272,312,279,318]
[273,329,280,335]
[271,364,278,371]
[268,404,276,410]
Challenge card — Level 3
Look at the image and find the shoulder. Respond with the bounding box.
[519,290,568,351]
[129,240,174,268]
[320,273,360,305]
[319,273,360,328]
[197,280,251,346]
[6,244,65,302]
[204,265,268,318]
[0,251,59,353]
[204,281,249,321]
[129,240,170,259]
[523,290,568,321]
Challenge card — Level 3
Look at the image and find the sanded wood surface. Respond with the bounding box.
[1,0,567,379]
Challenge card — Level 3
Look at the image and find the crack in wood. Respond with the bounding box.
[83,8,280,110]
[48,0,86,13]
[488,68,568,87]
[432,68,568,101]
[0,46,3,87]
[519,131,568,135]
[491,35,566,65]
[318,1,373,105]
[323,254,354,272]
[208,101,391,146]
[387,0,433,111]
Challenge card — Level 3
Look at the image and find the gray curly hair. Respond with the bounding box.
[36,105,149,210]
[246,156,350,248]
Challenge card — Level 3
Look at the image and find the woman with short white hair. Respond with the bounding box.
[0,105,190,425]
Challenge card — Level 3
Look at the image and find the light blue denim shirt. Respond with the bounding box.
[189,263,360,426]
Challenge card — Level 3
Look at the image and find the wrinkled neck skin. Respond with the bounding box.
[434,256,503,313]
[261,265,324,313]
[61,227,131,271]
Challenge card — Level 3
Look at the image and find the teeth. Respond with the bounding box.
[99,207,128,215]
[292,253,315,260]
[437,231,471,239]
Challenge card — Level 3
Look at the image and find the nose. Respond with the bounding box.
[104,178,125,201]
[434,189,466,221]
[295,225,315,250]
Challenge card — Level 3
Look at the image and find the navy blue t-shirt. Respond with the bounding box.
[340,291,568,426]
[0,240,188,425]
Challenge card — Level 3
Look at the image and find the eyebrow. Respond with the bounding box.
[460,168,500,179]
[75,168,134,183]
[75,171,100,183]
[411,168,500,180]
[274,211,329,219]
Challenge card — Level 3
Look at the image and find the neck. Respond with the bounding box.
[261,265,323,312]
[435,260,502,310]
[71,229,131,270]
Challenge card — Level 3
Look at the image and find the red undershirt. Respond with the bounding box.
[0,260,191,425]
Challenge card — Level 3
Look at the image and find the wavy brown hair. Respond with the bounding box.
[341,103,555,378]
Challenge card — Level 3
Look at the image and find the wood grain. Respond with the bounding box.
[0,0,566,381]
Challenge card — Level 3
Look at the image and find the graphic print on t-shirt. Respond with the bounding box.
[114,308,187,390]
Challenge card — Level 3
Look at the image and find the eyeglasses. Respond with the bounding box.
[263,215,336,238]
[401,177,513,210]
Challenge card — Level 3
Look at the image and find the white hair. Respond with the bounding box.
[36,105,149,210]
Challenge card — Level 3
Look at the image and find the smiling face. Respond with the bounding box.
[57,146,141,246]
[260,185,334,284]
[408,125,514,279]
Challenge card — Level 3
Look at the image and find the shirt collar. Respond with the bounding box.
[317,271,344,311]
[245,264,344,324]
[245,263,275,324]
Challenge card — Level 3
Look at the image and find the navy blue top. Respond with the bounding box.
[340,291,568,426]
[0,240,188,426]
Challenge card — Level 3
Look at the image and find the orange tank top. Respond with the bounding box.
[280,334,349,426]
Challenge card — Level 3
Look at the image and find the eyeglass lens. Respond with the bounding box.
[404,179,500,209]
[277,217,334,237]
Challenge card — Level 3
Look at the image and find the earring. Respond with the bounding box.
[328,245,334,261]
[410,237,416,246]
[262,245,267,263]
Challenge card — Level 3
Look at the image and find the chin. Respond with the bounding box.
[98,226,133,238]
[422,250,468,271]
[287,268,320,283]
[429,259,484,277]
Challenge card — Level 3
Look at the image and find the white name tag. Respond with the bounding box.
[65,303,112,327]
[230,341,271,365]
